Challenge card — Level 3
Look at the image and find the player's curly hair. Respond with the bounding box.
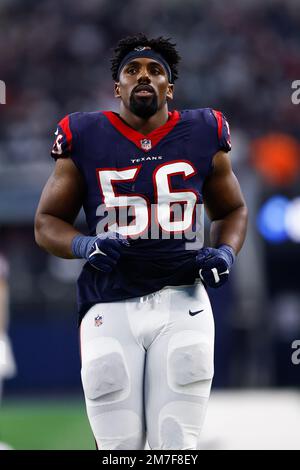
[110,33,181,83]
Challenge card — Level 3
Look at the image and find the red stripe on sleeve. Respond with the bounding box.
[212,109,223,140]
[59,115,73,152]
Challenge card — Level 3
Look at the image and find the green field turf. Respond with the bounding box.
[0,398,95,450]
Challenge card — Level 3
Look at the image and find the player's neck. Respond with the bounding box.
[118,106,169,135]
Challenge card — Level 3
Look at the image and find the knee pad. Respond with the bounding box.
[91,410,145,450]
[153,400,209,450]
[167,331,214,396]
[81,337,130,404]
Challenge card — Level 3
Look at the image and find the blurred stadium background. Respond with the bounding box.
[0,0,300,450]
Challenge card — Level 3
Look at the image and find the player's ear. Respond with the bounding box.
[167,83,174,101]
[114,82,121,98]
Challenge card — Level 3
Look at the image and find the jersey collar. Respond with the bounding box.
[102,110,180,152]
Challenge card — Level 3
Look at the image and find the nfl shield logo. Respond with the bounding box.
[140,139,152,151]
[94,315,103,327]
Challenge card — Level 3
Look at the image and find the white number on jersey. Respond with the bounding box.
[97,161,198,237]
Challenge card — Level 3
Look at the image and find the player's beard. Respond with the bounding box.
[129,93,158,119]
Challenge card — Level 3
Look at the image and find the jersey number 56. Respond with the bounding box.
[97,161,198,237]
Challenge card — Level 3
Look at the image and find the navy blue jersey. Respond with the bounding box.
[51,108,231,322]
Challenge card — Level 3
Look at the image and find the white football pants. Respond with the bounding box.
[80,282,214,450]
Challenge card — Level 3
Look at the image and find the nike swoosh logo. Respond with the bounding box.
[189,309,204,316]
[199,268,229,283]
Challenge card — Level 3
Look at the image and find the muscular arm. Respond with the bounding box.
[34,158,85,258]
[202,151,248,254]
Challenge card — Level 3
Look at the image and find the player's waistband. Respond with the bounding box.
[130,279,203,304]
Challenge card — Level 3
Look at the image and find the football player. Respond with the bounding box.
[0,254,16,450]
[35,33,247,450]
